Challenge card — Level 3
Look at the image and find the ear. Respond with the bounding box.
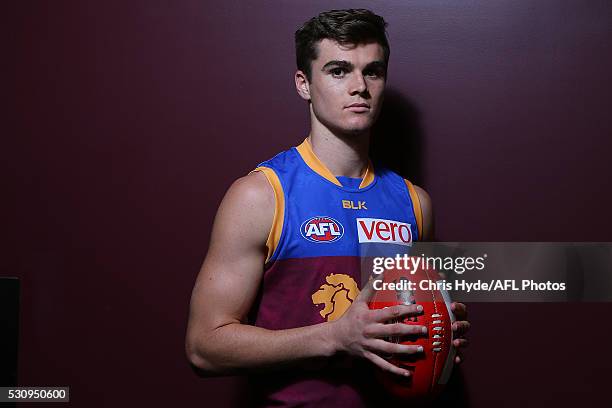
[295,70,311,101]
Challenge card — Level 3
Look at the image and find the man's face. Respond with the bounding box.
[304,39,387,135]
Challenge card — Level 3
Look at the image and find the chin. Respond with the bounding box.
[319,115,375,136]
[336,126,372,138]
[342,119,374,134]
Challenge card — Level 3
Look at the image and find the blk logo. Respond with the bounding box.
[342,200,367,210]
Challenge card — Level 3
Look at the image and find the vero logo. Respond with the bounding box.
[301,216,344,243]
[356,218,413,246]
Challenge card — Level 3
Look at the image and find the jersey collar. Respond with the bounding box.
[296,138,375,189]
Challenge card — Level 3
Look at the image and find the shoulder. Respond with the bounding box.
[413,185,432,213]
[211,171,275,250]
[224,171,274,209]
[412,184,434,241]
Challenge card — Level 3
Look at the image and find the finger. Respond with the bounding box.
[354,276,376,303]
[453,338,469,349]
[455,354,462,364]
[364,350,412,377]
[451,302,467,320]
[366,339,423,355]
[372,304,423,323]
[452,321,471,336]
[365,323,427,338]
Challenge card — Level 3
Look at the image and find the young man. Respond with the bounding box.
[186,9,469,407]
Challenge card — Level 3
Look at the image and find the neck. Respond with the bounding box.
[308,114,370,179]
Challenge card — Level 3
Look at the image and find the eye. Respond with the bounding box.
[364,70,385,79]
[330,67,346,78]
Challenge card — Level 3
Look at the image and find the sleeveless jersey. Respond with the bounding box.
[248,138,423,407]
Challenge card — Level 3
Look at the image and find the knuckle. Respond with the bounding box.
[407,325,423,334]
[386,365,399,374]
[387,343,401,353]
[457,321,470,332]
[379,341,395,353]
[379,359,397,373]
[389,324,403,336]
[410,343,424,354]
[402,345,418,354]
[356,310,371,323]
[393,343,410,354]
[371,309,385,321]
[363,326,376,338]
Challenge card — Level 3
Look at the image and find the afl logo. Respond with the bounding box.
[301,216,344,243]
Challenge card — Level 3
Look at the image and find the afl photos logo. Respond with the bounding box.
[301,216,344,243]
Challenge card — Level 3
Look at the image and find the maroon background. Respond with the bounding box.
[4,1,612,407]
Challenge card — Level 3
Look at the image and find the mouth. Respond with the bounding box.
[345,103,371,113]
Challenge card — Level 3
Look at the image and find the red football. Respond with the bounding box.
[367,264,455,401]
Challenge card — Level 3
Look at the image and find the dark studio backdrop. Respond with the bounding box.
[4,0,612,407]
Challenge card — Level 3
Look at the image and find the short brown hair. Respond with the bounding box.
[295,9,390,81]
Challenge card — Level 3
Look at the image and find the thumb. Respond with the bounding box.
[354,275,378,303]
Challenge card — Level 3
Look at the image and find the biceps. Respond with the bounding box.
[187,174,273,333]
[190,248,264,330]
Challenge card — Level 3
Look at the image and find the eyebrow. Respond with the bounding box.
[365,61,387,71]
[321,60,387,72]
[321,60,353,70]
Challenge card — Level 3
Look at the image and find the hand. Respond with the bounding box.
[329,278,427,377]
[450,302,470,364]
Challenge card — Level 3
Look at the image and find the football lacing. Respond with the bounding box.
[431,314,445,353]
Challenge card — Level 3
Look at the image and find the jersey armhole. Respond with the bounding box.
[404,179,423,241]
[250,166,285,263]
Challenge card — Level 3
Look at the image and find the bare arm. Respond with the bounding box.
[185,172,336,374]
[414,185,434,241]
[186,172,426,376]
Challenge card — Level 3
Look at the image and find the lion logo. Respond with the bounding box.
[311,273,360,321]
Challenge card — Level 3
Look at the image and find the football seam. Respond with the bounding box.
[423,267,440,393]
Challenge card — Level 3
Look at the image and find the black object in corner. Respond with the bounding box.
[0,277,19,387]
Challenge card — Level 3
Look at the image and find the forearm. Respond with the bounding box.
[187,321,339,375]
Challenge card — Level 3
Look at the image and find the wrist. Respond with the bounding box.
[323,319,344,357]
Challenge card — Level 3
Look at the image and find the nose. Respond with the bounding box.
[349,72,368,95]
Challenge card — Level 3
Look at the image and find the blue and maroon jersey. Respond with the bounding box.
[248,138,423,407]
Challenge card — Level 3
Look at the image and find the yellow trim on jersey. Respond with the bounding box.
[359,161,375,188]
[296,138,375,188]
[251,166,285,262]
[296,139,342,186]
[405,179,423,240]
